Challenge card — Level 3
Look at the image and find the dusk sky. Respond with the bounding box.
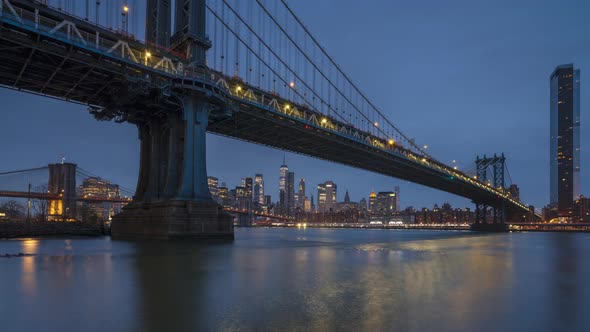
[1,0,589,210]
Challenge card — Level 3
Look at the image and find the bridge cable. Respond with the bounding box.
[209,2,353,126]
[253,0,412,148]
[0,167,48,176]
[213,1,354,126]
[278,0,431,158]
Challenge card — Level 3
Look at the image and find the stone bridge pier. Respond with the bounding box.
[112,94,233,240]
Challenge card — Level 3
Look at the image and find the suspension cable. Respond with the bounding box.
[278,0,430,157]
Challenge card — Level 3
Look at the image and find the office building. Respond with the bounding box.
[254,174,264,205]
[207,176,218,198]
[550,64,580,217]
[287,171,295,211]
[317,181,337,213]
[298,179,306,207]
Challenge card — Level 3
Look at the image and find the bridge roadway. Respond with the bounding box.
[0,0,539,222]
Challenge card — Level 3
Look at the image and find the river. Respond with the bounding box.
[1,228,589,331]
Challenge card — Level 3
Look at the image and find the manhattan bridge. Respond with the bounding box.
[0,0,541,239]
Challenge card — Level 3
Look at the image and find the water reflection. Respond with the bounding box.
[20,239,39,296]
[1,230,590,331]
[130,241,215,331]
[548,233,582,331]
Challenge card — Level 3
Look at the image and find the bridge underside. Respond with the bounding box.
[209,100,531,223]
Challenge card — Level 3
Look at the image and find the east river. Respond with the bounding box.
[1,228,589,331]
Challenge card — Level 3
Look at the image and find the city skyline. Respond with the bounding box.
[1,0,590,211]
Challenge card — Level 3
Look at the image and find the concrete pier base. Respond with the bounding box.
[110,92,234,240]
[112,201,234,240]
[470,223,509,232]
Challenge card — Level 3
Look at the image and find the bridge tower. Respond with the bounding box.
[47,163,77,221]
[474,154,506,225]
[146,0,172,48]
[111,0,233,240]
[171,0,211,68]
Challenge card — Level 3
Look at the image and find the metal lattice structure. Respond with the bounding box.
[475,154,507,223]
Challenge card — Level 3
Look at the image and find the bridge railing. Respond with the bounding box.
[1,0,183,77]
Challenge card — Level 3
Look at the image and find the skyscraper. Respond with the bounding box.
[254,173,264,205]
[279,156,288,207]
[207,176,218,197]
[550,64,580,217]
[394,186,400,211]
[287,171,295,212]
[317,181,337,213]
[369,190,377,212]
[374,191,397,215]
[298,178,306,207]
[242,177,253,202]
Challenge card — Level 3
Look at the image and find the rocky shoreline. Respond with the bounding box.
[0,221,108,239]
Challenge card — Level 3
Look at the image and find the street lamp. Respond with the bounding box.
[122,5,129,33]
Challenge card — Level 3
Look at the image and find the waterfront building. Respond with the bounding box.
[218,186,229,206]
[208,176,218,198]
[78,177,121,221]
[317,181,337,213]
[359,197,367,211]
[337,190,358,212]
[374,191,396,215]
[575,195,590,222]
[550,64,580,217]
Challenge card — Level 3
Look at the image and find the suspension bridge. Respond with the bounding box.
[0,0,540,239]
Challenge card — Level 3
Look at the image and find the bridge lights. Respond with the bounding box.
[289,82,295,88]
[145,51,151,66]
[424,145,428,149]
[388,139,395,145]
[374,121,379,127]
[321,118,328,125]
[236,86,242,94]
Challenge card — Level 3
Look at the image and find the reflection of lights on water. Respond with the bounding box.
[20,240,39,296]
[21,239,40,254]
[65,239,73,251]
